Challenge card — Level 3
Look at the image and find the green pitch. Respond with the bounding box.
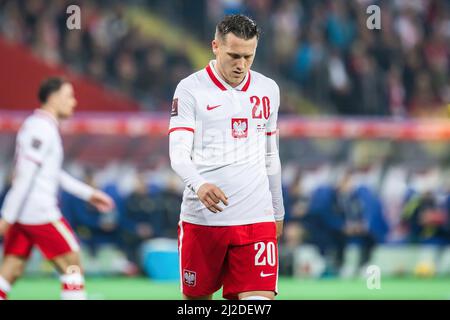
[8,276,450,300]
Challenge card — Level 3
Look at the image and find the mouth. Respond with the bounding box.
[232,70,244,77]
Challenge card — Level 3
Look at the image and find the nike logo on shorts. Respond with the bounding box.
[260,271,275,278]
[207,104,222,110]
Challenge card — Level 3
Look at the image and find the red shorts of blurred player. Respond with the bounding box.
[178,221,278,299]
[3,217,80,260]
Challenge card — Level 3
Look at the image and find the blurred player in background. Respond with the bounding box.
[0,77,114,300]
[169,14,284,300]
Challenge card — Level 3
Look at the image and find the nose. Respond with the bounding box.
[236,57,246,71]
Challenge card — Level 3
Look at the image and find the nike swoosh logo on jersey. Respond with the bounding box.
[260,271,275,278]
[207,104,222,110]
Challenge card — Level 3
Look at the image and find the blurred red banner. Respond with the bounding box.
[0,111,449,140]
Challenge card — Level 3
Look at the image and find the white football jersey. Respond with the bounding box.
[169,60,280,226]
[1,110,93,225]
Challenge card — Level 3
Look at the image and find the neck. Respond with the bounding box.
[40,105,59,122]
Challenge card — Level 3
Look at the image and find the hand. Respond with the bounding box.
[0,219,11,237]
[197,183,228,213]
[276,220,284,239]
[89,190,115,213]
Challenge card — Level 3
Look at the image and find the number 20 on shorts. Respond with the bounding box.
[254,241,276,266]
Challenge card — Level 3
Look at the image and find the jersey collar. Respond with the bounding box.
[35,109,59,127]
[206,60,251,92]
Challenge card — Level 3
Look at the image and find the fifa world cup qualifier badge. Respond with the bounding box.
[171,98,178,117]
[183,269,196,287]
[31,137,42,150]
[231,118,248,138]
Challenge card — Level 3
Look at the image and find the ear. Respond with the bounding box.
[47,91,58,106]
[212,39,219,55]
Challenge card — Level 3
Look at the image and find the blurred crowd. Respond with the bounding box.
[1,0,449,116]
[280,161,450,276]
[0,0,449,277]
[0,167,182,276]
[199,0,450,116]
[1,157,449,276]
[0,0,193,111]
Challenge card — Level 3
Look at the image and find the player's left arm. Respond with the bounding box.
[59,171,114,213]
[266,81,285,239]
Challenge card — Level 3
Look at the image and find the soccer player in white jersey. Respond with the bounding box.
[0,77,114,300]
[169,14,285,300]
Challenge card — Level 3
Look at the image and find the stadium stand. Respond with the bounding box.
[1,0,448,116]
[0,0,449,280]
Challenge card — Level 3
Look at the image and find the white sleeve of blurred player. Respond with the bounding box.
[169,130,207,194]
[59,171,94,201]
[1,121,53,224]
[1,158,40,224]
[265,82,285,221]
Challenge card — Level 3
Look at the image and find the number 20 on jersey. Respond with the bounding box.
[250,96,271,120]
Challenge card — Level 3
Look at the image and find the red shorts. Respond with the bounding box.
[178,221,278,300]
[3,217,80,260]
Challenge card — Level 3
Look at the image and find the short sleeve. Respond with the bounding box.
[266,81,280,135]
[168,82,196,134]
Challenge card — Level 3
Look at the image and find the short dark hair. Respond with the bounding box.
[38,77,67,103]
[216,14,260,41]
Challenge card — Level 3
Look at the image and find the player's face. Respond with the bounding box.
[212,33,257,87]
[54,83,77,119]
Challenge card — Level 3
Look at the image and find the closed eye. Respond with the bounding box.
[227,53,253,60]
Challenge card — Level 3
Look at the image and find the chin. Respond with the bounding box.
[231,75,243,82]
[59,112,72,120]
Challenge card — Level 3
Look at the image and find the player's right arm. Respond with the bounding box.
[168,82,228,213]
[0,121,51,227]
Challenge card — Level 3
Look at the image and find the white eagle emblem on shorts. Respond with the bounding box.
[183,269,196,287]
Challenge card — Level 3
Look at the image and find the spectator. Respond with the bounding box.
[119,174,165,274]
[339,172,389,272]
[280,171,309,276]
[158,176,182,238]
[303,181,346,276]
[401,190,449,245]
[1,0,448,117]
[60,170,120,258]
